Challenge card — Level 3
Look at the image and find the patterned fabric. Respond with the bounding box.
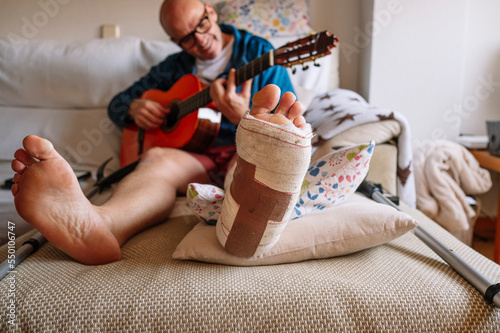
[304,88,417,208]
[187,183,225,225]
[1,200,499,331]
[292,141,374,219]
[211,0,314,38]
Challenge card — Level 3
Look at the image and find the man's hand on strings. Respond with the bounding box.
[128,99,168,130]
[210,68,253,125]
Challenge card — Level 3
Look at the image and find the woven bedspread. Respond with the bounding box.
[1,198,499,332]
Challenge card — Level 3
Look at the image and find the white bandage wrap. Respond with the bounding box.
[216,113,313,257]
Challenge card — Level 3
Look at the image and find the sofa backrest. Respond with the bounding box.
[0,37,181,108]
[0,36,338,109]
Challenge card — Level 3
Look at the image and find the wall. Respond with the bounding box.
[366,0,468,147]
[312,0,500,148]
[364,0,500,147]
[362,0,500,216]
[309,0,369,94]
[0,0,167,42]
[2,0,500,146]
[459,0,500,137]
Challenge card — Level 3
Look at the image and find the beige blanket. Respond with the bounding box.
[414,140,492,233]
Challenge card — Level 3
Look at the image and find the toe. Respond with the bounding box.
[250,84,281,116]
[12,158,28,174]
[22,135,59,161]
[293,115,307,128]
[14,149,36,166]
[13,173,22,183]
[11,183,19,196]
[287,100,304,121]
[275,91,296,116]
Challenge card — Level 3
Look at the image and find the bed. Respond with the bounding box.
[1,1,499,331]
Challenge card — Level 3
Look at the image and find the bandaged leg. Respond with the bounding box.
[216,112,313,257]
[186,86,373,257]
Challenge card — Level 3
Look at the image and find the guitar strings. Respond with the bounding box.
[177,52,272,118]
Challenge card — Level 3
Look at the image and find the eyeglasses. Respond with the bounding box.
[175,6,211,49]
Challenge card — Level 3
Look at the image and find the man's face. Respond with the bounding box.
[162,2,225,60]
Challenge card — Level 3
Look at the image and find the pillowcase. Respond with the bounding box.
[173,193,418,266]
[0,37,180,108]
[211,0,314,38]
[0,106,121,171]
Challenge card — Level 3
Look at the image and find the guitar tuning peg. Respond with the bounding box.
[314,61,320,67]
[291,67,297,75]
[302,63,309,71]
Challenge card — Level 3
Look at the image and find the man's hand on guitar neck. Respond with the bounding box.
[128,99,168,130]
[210,68,253,125]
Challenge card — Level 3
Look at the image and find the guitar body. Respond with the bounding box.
[120,74,221,166]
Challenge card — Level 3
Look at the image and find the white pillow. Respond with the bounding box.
[0,106,121,171]
[173,193,417,266]
[0,37,180,108]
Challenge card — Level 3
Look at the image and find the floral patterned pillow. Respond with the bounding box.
[210,0,314,38]
[292,142,374,219]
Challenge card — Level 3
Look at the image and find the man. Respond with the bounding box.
[10,0,300,264]
[108,0,294,161]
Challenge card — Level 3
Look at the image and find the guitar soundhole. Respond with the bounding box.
[163,102,180,133]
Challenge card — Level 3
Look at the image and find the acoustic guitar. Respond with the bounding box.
[120,31,338,167]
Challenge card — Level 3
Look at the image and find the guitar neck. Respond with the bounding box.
[177,51,275,119]
[235,50,274,86]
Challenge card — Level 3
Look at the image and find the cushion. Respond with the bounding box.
[0,35,338,109]
[173,193,418,266]
[292,142,374,218]
[312,120,401,154]
[0,106,121,171]
[0,37,180,108]
[211,0,314,38]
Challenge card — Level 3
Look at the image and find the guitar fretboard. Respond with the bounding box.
[176,51,274,119]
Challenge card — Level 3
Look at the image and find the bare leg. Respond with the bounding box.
[11,137,209,265]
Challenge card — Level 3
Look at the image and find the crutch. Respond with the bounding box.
[0,158,139,280]
[357,180,500,307]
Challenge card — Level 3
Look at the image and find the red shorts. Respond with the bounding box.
[190,145,237,187]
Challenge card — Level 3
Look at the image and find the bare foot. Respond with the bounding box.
[11,135,121,265]
[250,84,307,128]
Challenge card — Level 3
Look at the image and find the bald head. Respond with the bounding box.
[160,0,205,37]
[159,0,229,60]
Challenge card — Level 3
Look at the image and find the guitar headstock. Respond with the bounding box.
[274,31,338,71]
